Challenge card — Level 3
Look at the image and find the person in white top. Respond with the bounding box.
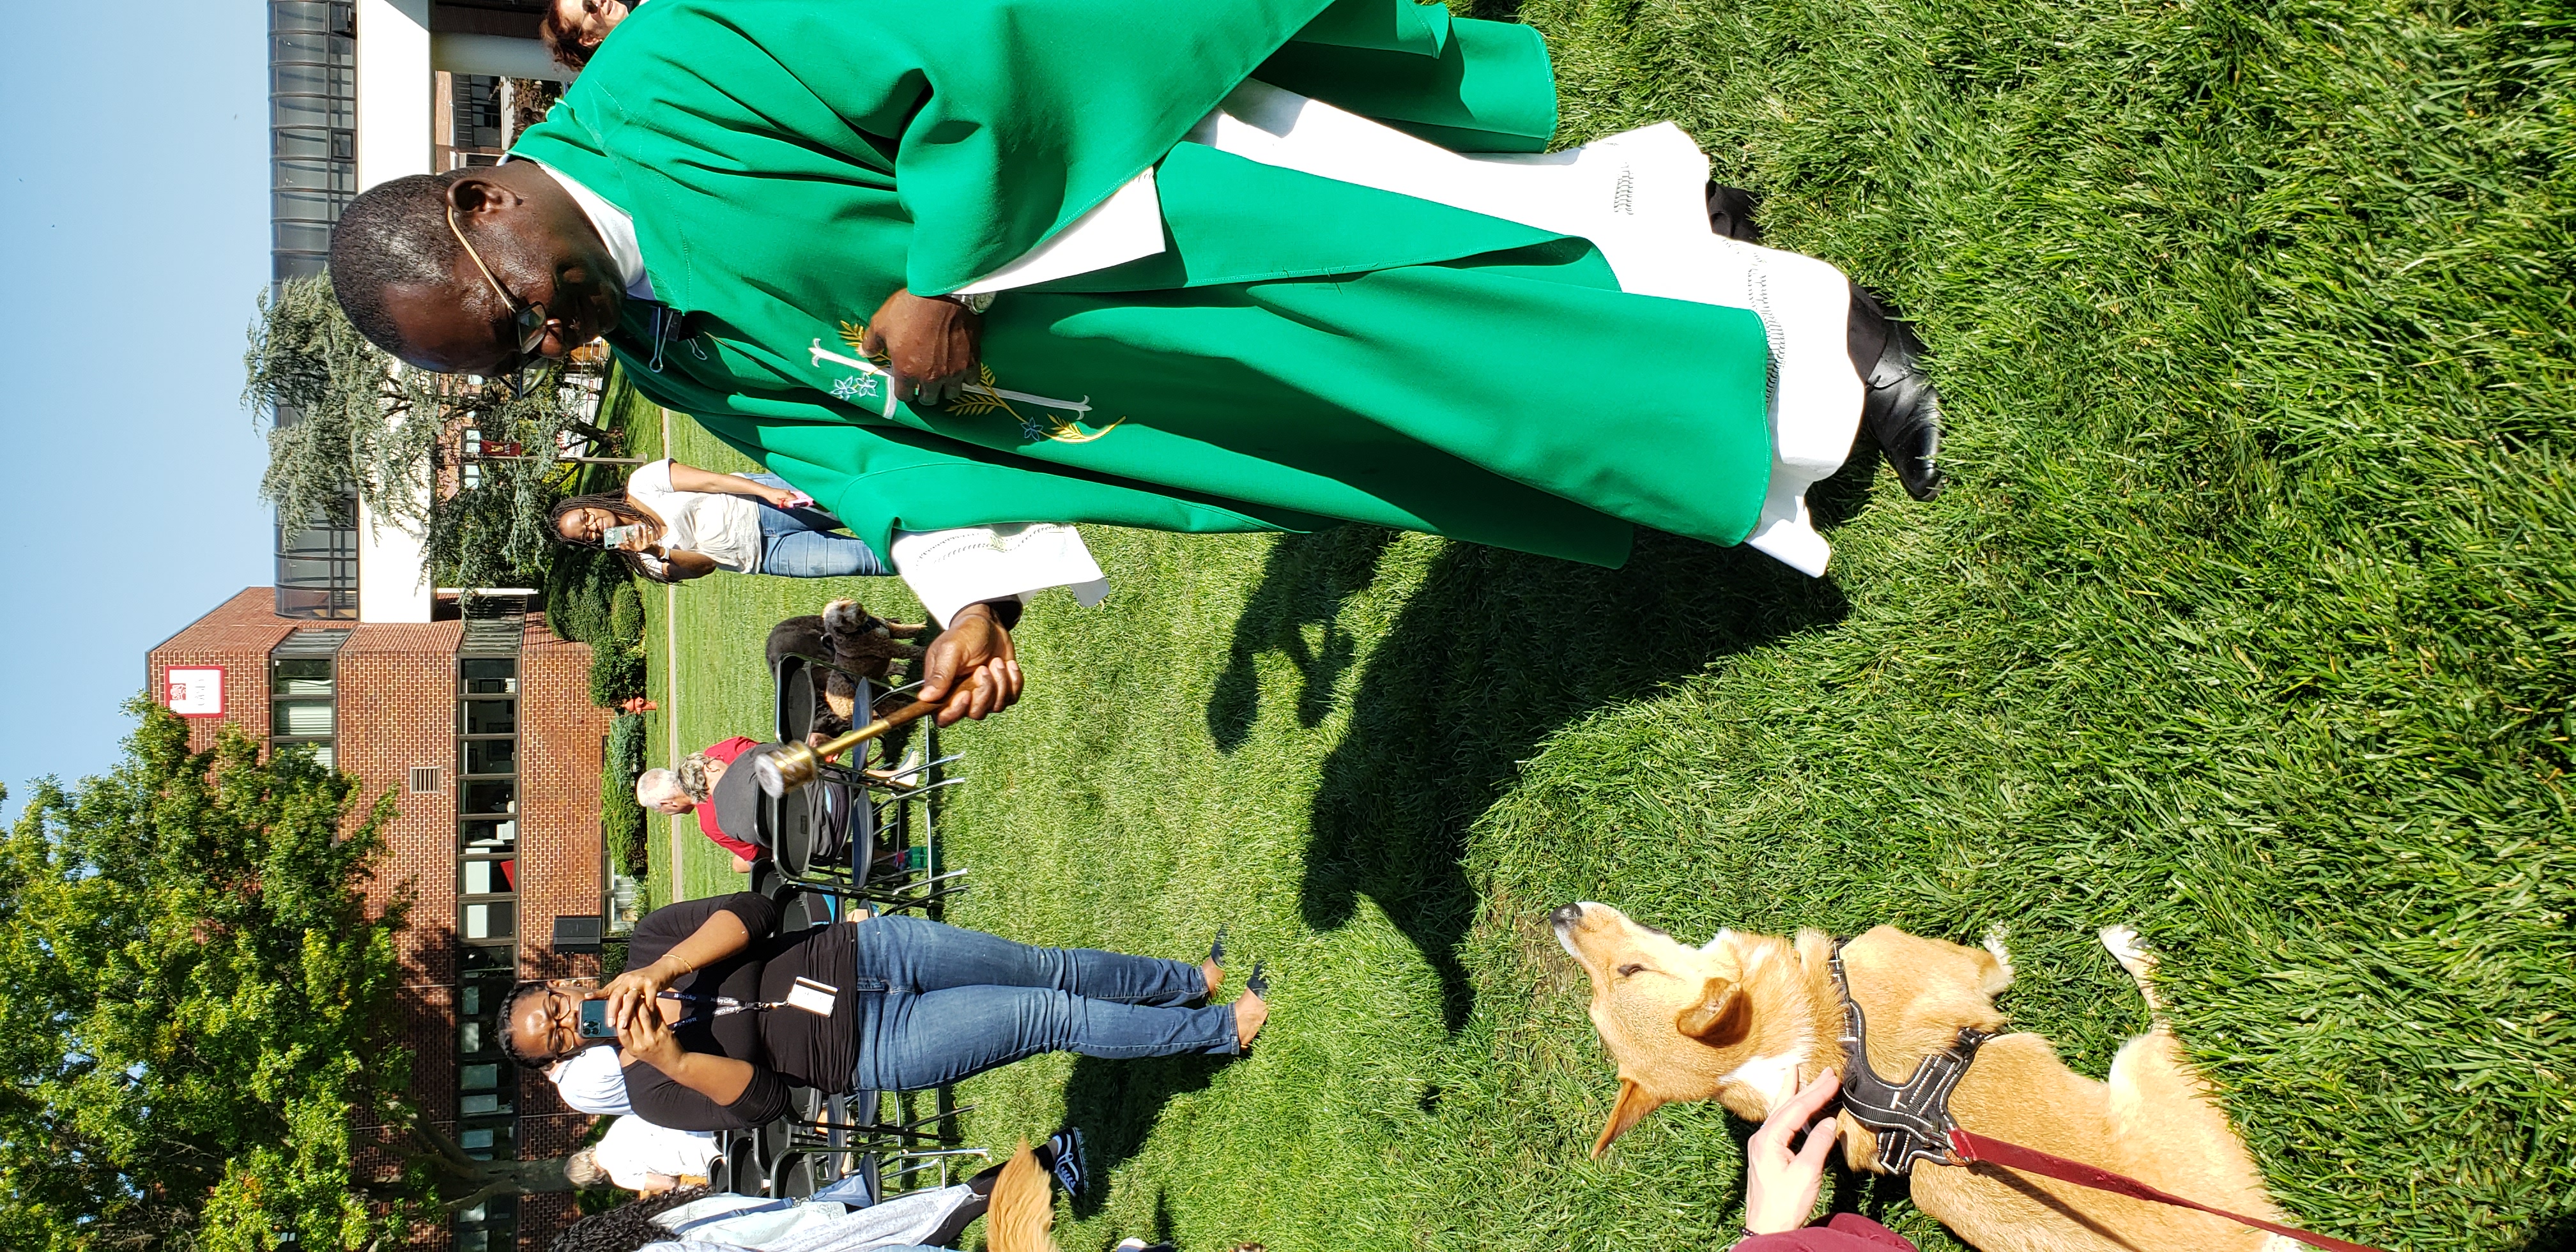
[551,458,870,582]
[567,1115,721,1194]
[548,1040,632,1116]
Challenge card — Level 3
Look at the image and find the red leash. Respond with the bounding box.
[1945,1129,2390,1252]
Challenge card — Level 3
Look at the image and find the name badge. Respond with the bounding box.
[786,976,838,1016]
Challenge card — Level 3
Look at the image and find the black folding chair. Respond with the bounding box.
[762,653,967,917]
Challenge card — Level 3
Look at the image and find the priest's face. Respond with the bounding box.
[382,167,625,376]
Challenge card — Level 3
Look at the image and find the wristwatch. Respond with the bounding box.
[936,291,996,314]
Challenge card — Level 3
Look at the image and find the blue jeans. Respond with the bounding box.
[745,473,889,578]
[847,915,1238,1093]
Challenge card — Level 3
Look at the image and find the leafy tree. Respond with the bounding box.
[0,704,577,1251]
[243,274,622,590]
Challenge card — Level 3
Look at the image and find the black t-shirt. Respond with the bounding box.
[620,892,856,1131]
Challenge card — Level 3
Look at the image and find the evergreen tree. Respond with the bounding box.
[243,275,621,590]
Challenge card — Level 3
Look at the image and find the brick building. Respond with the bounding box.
[150,588,615,1250]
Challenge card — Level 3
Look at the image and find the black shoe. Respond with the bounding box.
[1847,284,1944,501]
[1035,1127,1086,1197]
[1705,181,1763,244]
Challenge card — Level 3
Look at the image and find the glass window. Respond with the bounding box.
[460,945,515,975]
[464,901,516,940]
[461,658,517,693]
[462,700,517,735]
[271,92,353,130]
[272,30,353,66]
[461,780,516,815]
[273,187,351,223]
[460,1092,510,1117]
[273,699,335,737]
[462,859,516,896]
[458,1019,486,1055]
[272,62,352,97]
[460,1062,501,1092]
[461,738,518,777]
[273,658,332,693]
[462,819,518,856]
[273,220,334,253]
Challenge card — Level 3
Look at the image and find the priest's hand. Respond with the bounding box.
[917,600,1022,725]
[862,289,981,406]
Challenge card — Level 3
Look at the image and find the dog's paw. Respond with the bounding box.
[2099,924,2169,1012]
[2097,924,2154,978]
[1980,926,2016,993]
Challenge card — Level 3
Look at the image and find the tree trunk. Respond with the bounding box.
[442,1156,578,1212]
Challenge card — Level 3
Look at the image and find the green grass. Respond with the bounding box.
[624,0,2576,1248]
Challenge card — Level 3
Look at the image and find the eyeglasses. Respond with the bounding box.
[447,200,551,394]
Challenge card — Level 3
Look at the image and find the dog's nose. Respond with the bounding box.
[1549,903,1584,930]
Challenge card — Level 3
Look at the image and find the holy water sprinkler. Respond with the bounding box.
[754,698,945,798]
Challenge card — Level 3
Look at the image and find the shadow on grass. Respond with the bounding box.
[1214,512,1856,1038]
[1059,1052,1232,1219]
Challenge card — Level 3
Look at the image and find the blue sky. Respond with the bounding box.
[0,4,273,815]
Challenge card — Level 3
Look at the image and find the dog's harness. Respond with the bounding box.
[1821,938,2391,1252]
[1827,938,1991,1175]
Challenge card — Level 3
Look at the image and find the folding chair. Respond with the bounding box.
[759,1086,986,1205]
[763,654,967,917]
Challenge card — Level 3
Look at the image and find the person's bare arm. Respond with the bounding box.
[601,908,755,1027]
[655,548,721,581]
[666,461,808,509]
[617,1005,756,1107]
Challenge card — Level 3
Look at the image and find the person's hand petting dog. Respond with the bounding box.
[918,600,1022,725]
[1743,1069,1842,1235]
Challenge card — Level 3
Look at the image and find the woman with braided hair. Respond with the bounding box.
[504,895,1269,1134]
[547,1140,1067,1252]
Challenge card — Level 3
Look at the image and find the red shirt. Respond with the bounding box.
[1736,1216,1917,1252]
[694,736,762,861]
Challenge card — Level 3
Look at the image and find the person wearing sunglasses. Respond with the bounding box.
[327,0,1944,591]
[541,0,633,72]
[496,894,1271,1136]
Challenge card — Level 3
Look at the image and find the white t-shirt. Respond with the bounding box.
[595,1115,721,1191]
[627,458,768,574]
[550,1044,631,1116]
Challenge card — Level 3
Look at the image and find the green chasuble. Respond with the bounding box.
[509,0,1778,569]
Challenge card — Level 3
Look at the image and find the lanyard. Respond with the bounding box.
[660,989,786,1028]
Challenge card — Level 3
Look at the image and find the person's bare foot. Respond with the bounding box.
[1201,958,1223,996]
[1232,988,1267,1048]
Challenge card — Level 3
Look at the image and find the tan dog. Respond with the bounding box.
[986,1140,1057,1252]
[1552,903,2296,1252]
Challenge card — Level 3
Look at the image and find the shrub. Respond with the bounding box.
[608,578,643,649]
[601,714,648,878]
[546,547,623,646]
[588,643,646,708]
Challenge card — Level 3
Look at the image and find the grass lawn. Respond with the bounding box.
[622,0,2576,1248]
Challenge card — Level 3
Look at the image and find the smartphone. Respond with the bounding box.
[578,998,618,1039]
[601,524,643,551]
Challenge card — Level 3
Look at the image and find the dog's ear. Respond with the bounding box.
[1591,1077,1664,1158]
[1675,976,1750,1046]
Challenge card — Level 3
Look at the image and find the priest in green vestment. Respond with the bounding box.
[330,0,1943,582]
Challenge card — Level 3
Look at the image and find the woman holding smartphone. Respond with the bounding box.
[498,894,1269,1131]
[549,457,888,582]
